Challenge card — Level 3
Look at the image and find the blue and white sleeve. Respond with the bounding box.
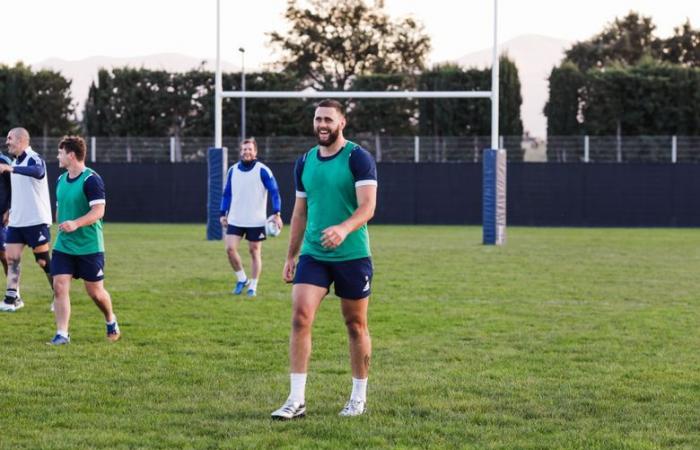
[260,167,281,214]
[349,147,378,187]
[83,174,106,206]
[294,155,307,198]
[220,167,233,216]
[13,155,46,179]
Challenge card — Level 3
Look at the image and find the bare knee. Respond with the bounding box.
[53,278,70,296]
[292,309,314,334]
[85,284,107,301]
[345,317,368,340]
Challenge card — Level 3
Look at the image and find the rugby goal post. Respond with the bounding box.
[208,0,506,245]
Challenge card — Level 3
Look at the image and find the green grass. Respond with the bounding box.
[2,224,700,449]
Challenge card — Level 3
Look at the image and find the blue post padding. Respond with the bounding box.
[483,149,497,244]
[207,147,224,240]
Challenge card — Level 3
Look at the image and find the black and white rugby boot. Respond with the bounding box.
[271,398,306,420]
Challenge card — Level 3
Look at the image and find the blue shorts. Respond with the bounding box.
[0,226,6,249]
[293,255,373,300]
[6,224,51,248]
[51,250,105,282]
[227,225,266,242]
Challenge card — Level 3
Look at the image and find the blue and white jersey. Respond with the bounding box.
[220,160,281,228]
[0,154,12,217]
[9,146,52,227]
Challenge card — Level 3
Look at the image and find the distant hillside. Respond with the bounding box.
[33,54,239,117]
[452,34,571,138]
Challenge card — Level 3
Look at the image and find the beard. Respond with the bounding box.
[314,126,340,146]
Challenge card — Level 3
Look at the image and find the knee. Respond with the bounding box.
[345,317,368,340]
[85,285,105,301]
[291,310,313,333]
[226,246,237,257]
[6,252,20,264]
[34,251,51,273]
[53,278,69,294]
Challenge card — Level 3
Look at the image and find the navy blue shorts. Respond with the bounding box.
[227,225,266,242]
[0,226,6,249]
[293,255,373,300]
[51,250,105,282]
[6,224,51,248]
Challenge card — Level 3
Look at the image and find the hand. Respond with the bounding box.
[273,214,283,231]
[2,211,8,227]
[58,220,78,233]
[283,257,296,283]
[321,224,349,249]
[219,216,227,227]
[0,165,12,174]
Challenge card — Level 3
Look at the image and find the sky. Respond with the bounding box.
[3,0,699,69]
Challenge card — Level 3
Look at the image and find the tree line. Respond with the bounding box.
[4,3,700,143]
[545,12,700,136]
[2,0,522,141]
[0,63,75,137]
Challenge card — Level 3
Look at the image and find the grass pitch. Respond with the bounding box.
[1,224,700,449]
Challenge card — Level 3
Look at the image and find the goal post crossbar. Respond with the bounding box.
[211,0,505,245]
[220,91,492,99]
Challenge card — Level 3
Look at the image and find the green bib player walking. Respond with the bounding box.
[48,136,120,345]
[272,99,378,419]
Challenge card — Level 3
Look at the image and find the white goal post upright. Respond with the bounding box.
[211,0,505,244]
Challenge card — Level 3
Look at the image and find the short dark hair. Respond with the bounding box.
[316,99,345,117]
[240,138,257,151]
[59,136,87,162]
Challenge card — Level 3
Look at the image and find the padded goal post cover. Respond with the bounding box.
[207,147,227,240]
[482,148,507,245]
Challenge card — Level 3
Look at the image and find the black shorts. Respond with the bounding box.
[6,224,51,248]
[0,226,6,249]
[227,225,266,242]
[293,255,373,300]
[51,250,105,282]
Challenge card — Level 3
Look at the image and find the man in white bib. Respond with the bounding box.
[0,128,53,312]
[219,138,282,297]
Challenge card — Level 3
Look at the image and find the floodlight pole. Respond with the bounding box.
[491,0,499,149]
[214,0,222,148]
[239,47,246,141]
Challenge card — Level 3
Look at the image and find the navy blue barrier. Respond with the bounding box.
[44,163,700,227]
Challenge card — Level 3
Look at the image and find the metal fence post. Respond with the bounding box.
[414,136,420,163]
[499,135,504,149]
[170,137,176,163]
[374,134,382,162]
[671,135,677,163]
[90,136,96,163]
[584,135,589,163]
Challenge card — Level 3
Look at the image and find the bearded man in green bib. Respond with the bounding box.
[271,99,377,420]
[48,136,120,346]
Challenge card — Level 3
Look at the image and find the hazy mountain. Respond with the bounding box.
[33,53,239,116]
[452,34,571,138]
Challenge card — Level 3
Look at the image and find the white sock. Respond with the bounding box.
[248,279,258,290]
[57,329,69,338]
[235,270,247,282]
[351,377,368,402]
[289,373,307,403]
[107,315,117,325]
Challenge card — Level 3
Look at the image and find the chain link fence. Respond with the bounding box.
[26,135,700,163]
